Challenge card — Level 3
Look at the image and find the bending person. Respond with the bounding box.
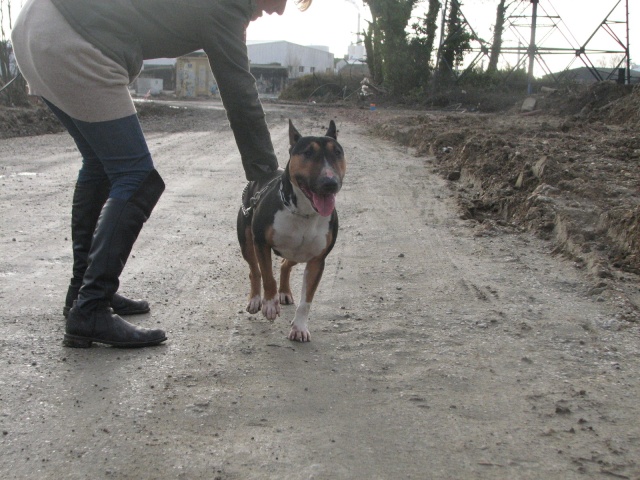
[11,0,310,348]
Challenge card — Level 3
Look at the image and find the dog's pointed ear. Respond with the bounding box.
[289,119,301,147]
[325,120,337,140]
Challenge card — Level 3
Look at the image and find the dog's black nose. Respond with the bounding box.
[318,176,340,193]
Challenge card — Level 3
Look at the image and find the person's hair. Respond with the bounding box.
[295,0,312,11]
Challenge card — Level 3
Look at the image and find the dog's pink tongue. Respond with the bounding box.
[312,193,336,216]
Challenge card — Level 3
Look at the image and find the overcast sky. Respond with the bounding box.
[247,0,639,75]
[2,0,638,77]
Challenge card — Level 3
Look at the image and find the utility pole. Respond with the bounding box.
[625,0,630,84]
[527,0,538,94]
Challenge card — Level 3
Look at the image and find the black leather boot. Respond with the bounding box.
[63,180,150,318]
[63,291,149,318]
[65,301,166,348]
[64,170,166,348]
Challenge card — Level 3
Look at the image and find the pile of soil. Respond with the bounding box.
[338,82,639,314]
[0,99,198,139]
[0,102,64,139]
[552,81,638,122]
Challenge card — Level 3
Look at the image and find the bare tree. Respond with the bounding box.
[1,0,29,105]
[596,53,625,70]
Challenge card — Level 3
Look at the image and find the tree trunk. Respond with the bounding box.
[423,0,441,61]
[363,23,377,84]
[488,0,507,73]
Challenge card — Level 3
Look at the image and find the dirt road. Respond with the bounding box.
[1,103,639,479]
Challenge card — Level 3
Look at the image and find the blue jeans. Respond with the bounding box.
[44,99,154,200]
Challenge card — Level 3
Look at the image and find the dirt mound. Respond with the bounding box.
[340,86,640,314]
[0,100,213,140]
[539,81,640,128]
[590,83,640,126]
[0,102,64,139]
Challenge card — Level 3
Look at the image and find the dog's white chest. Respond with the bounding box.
[272,210,331,263]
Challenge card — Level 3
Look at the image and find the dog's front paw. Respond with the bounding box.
[279,291,295,305]
[246,295,262,314]
[261,297,280,321]
[288,323,310,342]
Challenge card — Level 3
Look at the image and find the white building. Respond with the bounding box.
[346,43,366,62]
[336,43,368,77]
[137,41,337,96]
[247,41,334,79]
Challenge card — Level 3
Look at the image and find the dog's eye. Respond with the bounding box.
[303,148,314,158]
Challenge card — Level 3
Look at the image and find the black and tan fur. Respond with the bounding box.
[237,120,346,341]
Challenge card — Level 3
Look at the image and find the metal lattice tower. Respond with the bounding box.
[435,0,631,89]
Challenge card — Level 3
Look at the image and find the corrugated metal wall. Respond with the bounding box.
[176,56,216,98]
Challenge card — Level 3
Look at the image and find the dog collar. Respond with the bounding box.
[280,183,313,218]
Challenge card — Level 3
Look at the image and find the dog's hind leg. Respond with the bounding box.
[279,258,297,305]
[288,257,325,342]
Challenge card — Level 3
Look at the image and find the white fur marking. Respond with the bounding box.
[272,193,331,264]
[288,269,312,341]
